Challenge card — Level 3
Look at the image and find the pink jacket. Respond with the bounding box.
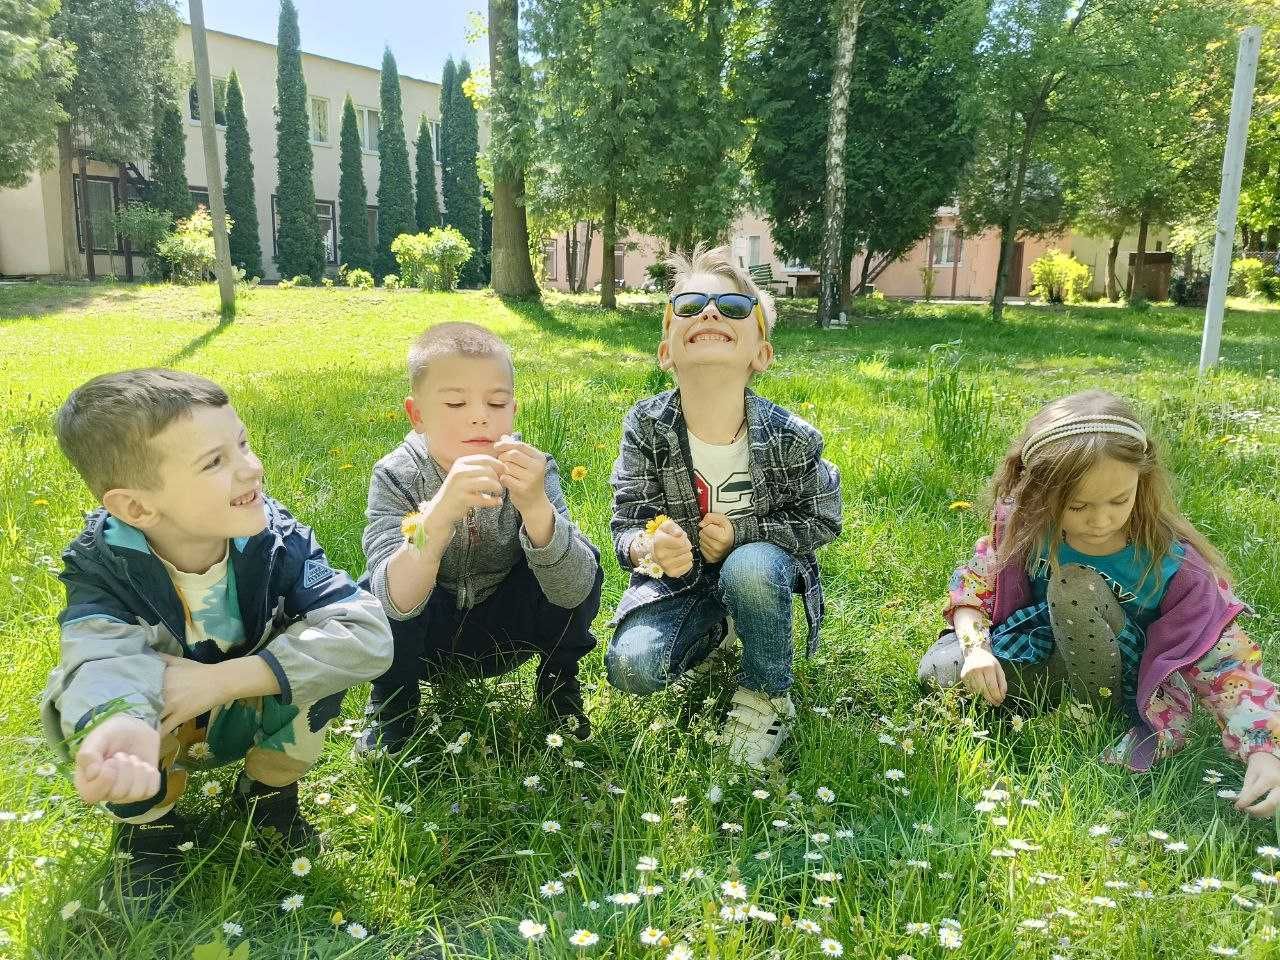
[944,506,1277,771]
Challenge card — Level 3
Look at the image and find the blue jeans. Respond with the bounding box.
[606,542,797,697]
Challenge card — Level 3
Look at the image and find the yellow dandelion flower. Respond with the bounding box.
[571,466,588,482]
[339,463,354,470]
[331,910,344,927]
[948,500,973,511]
[402,511,429,550]
[645,514,671,536]
[32,498,48,506]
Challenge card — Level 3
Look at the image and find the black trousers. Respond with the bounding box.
[366,558,603,719]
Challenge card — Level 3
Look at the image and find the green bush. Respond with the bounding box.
[383,273,402,291]
[1029,249,1091,304]
[291,274,314,287]
[346,268,374,289]
[114,202,172,257]
[1233,258,1277,299]
[391,227,474,291]
[1259,273,1280,302]
[154,206,231,285]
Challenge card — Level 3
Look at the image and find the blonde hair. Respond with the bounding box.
[988,389,1230,587]
[408,321,514,390]
[663,243,776,337]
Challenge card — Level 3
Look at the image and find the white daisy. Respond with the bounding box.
[524,775,543,790]
[820,939,844,956]
[546,733,564,748]
[640,883,664,897]
[816,786,835,803]
[1018,919,1048,930]
[608,892,641,906]
[346,923,368,940]
[796,918,822,934]
[752,789,770,800]
[640,928,665,946]
[938,927,962,949]
[814,871,842,882]
[721,822,743,833]
[291,856,312,877]
[666,945,693,960]
[748,906,777,923]
[905,922,932,936]
[519,919,547,940]
[721,879,748,900]
[540,880,565,898]
[1258,846,1280,860]
[201,781,222,798]
[637,855,659,872]
[35,763,57,778]
[641,812,662,824]
[543,821,561,833]
[814,895,836,908]
[1164,841,1189,852]
[1088,824,1110,837]
[569,929,599,947]
[60,900,80,921]
[885,769,906,781]
[222,921,243,936]
[280,894,304,912]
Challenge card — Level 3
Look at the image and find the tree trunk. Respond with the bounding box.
[191,0,236,314]
[581,221,595,292]
[56,124,83,278]
[77,148,96,280]
[1127,211,1149,301]
[1106,232,1121,302]
[951,229,963,298]
[991,127,1035,323]
[840,252,852,308]
[857,250,872,296]
[488,0,540,298]
[119,164,134,281]
[601,192,617,309]
[565,229,575,292]
[817,0,862,327]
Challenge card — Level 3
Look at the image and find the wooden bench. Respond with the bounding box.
[748,262,790,295]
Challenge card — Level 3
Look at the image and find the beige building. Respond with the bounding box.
[541,207,1171,302]
[0,24,446,280]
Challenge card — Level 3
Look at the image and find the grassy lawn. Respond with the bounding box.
[2,282,1280,959]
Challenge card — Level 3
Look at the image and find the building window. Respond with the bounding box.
[543,240,557,281]
[308,96,330,145]
[748,236,761,267]
[189,187,209,210]
[72,175,122,253]
[271,196,339,266]
[188,78,228,127]
[613,243,625,282]
[930,227,959,267]
[429,119,441,161]
[356,106,380,153]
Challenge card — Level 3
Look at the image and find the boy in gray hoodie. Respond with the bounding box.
[358,322,602,753]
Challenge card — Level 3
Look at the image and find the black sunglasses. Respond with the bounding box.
[668,291,760,322]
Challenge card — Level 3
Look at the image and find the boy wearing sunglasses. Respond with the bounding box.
[606,245,842,767]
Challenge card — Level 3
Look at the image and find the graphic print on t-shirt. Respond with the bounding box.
[694,470,754,517]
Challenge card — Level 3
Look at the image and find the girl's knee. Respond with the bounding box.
[719,543,794,602]
[918,632,964,689]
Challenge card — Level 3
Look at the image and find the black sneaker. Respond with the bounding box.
[353,715,414,757]
[114,809,191,907]
[536,670,591,741]
[236,780,318,850]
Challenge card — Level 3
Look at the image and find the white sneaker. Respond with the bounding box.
[723,686,795,768]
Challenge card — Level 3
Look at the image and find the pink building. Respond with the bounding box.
[538,206,1168,301]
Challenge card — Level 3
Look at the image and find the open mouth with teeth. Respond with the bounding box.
[688,328,734,345]
[231,489,260,507]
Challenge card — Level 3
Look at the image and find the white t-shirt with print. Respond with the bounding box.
[157,544,248,657]
[688,431,754,518]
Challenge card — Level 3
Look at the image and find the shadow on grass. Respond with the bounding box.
[162,317,234,367]
[0,280,146,322]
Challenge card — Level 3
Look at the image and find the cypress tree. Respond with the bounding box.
[338,95,371,272]
[222,70,262,279]
[374,47,415,278]
[148,90,193,222]
[446,60,483,286]
[439,57,457,222]
[414,114,441,231]
[273,0,324,280]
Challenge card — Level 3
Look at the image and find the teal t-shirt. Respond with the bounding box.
[1029,539,1184,630]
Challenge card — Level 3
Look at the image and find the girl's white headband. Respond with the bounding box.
[1021,414,1148,464]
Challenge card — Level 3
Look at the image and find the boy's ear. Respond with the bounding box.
[101,488,161,530]
[657,339,674,372]
[404,395,425,433]
[750,340,775,374]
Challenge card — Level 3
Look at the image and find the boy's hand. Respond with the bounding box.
[494,437,551,515]
[74,714,160,805]
[1236,750,1280,817]
[653,519,694,577]
[698,513,735,564]
[431,455,506,526]
[158,654,279,732]
[960,646,1007,706]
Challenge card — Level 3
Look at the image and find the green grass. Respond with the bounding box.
[2,282,1280,959]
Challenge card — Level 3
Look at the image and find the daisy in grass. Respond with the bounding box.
[706,785,723,804]
[820,939,844,956]
[201,781,222,798]
[796,919,822,935]
[814,895,836,909]
[681,868,706,881]
[637,855,659,872]
[814,871,842,882]
[543,821,561,833]
[938,926,962,949]
[608,892,641,906]
[540,880,566,898]
[546,733,564,748]
[642,812,662,824]
[1088,825,1110,837]
[640,928,666,946]
[291,856,312,877]
[667,945,693,960]
[720,904,750,922]
[817,786,835,803]
[748,906,777,923]
[60,901,80,921]
[752,789,771,800]
[346,923,368,940]
[721,822,743,833]
[1165,841,1189,853]
[885,769,906,781]
[281,894,304,913]
[569,929,600,948]
[640,884,664,897]
[1259,846,1280,860]
[905,923,932,937]
[721,879,748,900]
[222,922,243,937]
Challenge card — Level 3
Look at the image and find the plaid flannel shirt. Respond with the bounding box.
[609,388,842,653]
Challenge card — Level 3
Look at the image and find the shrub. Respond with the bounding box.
[321,276,335,288]
[383,273,402,290]
[1232,257,1271,297]
[154,206,231,285]
[645,260,675,292]
[1170,272,1210,307]
[1259,273,1280,302]
[291,274,313,287]
[114,202,172,256]
[391,227,474,291]
[346,268,374,289]
[1029,249,1091,304]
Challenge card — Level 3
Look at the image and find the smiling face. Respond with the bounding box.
[658,272,773,380]
[406,353,516,471]
[1060,456,1140,554]
[101,403,268,569]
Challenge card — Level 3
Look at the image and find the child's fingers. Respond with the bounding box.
[1235,775,1270,811]
[1244,785,1280,817]
[995,663,1007,698]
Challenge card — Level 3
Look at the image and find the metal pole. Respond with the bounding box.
[190,0,236,316]
[1199,26,1261,375]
